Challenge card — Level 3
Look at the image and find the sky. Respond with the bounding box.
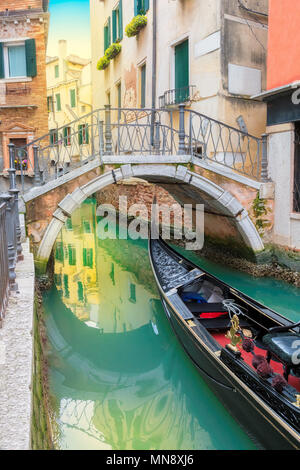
[47,0,91,59]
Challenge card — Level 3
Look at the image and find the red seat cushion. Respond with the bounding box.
[199,311,228,319]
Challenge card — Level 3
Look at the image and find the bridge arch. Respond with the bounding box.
[35,164,264,274]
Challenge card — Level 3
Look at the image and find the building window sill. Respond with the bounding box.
[0,77,32,83]
[290,213,300,220]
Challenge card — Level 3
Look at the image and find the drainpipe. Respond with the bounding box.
[151,0,157,147]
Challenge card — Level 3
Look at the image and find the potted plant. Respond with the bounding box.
[125,15,147,38]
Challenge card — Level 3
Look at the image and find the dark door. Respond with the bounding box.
[10,138,27,170]
[175,39,189,104]
[294,123,300,212]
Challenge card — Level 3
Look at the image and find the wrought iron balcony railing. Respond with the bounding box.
[159,86,196,108]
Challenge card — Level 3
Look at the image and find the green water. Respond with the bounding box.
[43,200,300,450]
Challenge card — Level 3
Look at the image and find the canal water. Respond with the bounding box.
[43,199,300,450]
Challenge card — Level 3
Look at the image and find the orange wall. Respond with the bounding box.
[267,0,300,90]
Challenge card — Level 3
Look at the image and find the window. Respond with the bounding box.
[63,127,71,146]
[83,219,91,233]
[78,124,89,145]
[134,0,149,16]
[50,129,59,146]
[129,283,136,303]
[55,242,64,262]
[112,0,123,43]
[83,248,93,268]
[66,217,73,230]
[174,39,189,103]
[55,93,61,111]
[0,39,37,79]
[104,17,111,53]
[63,274,69,298]
[140,64,146,108]
[54,64,59,78]
[70,88,76,108]
[47,96,53,113]
[68,244,76,266]
[78,282,84,302]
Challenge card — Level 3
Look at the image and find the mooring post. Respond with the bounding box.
[8,143,23,261]
[33,145,42,187]
[0,193,18,291]
[104,104,113,155]
[178,104,186,155]
[261,134,269,182]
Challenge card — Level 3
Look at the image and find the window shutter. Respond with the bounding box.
[119,0,123,40]
[0,43,4,79]
[144,0,149,12]
[104,25,108,53]
[63,127,68,146]
[78,125,83,145]
[134,0,138,16]
[108,17,111,47]
[86,125,89,144]
[56,93,61,111]
[112,10,117,43]
[25,39,37,77]
[70,89,76,107]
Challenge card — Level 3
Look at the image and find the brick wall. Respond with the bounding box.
[0,6,49,169]
[0,1,44,11]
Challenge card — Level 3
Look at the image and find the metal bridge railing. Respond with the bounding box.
[8,105,269,194]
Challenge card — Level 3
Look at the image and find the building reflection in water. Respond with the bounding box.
[44,198,256,450]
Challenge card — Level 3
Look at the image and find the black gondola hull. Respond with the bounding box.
[161,295,300,450]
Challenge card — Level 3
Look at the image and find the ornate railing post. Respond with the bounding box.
[104,104,113,155]
[261,133,269,182]
[178,104,186,155]
[0,193,18,291]
[154,122,160,155]
[8,143,23,261]
[33,145,42,187]
[98,119,104,162]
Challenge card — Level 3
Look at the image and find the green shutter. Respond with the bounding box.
[78,124,83,145]
[56,93,61,111]
[108,17,111,47]
[104,25,108,53]
[112,10,117,43]
[0,43,4,79]
[141,64,146,108]
[70,89,76,107]
[85,125,89,144]
[63,127,68,146]
[144,0,149,12]
[25,39,37,77]
[134,0,138,16]
[118,0,123,40]
[175,39,189,103]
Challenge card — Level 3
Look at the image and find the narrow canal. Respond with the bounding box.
[42,198,300,450]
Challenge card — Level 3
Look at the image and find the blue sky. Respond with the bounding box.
[47,0,91,59]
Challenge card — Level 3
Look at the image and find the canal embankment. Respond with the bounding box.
[0,239,35,450]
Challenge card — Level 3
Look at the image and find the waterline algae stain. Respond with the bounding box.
[42,199,299,450]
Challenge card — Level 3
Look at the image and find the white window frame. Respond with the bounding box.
[3,41,27,79]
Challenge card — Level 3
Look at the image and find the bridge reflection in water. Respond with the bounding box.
[43,198,258,450]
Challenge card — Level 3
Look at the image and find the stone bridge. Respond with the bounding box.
[12,106,274,273]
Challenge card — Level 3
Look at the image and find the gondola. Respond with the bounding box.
[148,215,300,450]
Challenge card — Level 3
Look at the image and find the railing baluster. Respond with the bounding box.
[104,104,113,155]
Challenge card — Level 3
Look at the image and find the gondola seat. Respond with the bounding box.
[263,321,300,381]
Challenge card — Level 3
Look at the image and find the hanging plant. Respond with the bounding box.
[125,15,147,38]
[251,190,271,235]
[97,55,110,71]
[105,43,122,60]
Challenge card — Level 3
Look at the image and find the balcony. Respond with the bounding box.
[159,86,195,108]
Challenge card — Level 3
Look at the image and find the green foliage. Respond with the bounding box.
[97,42,122,71]
[97,55,110,71]
[105,42,122,60]
[251,191,271,236]
[125,15,147,38]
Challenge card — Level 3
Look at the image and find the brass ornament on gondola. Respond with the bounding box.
[226,314,242,355]
[294,395,300,408]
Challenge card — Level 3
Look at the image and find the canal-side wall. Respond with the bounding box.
[0,239,35,450]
